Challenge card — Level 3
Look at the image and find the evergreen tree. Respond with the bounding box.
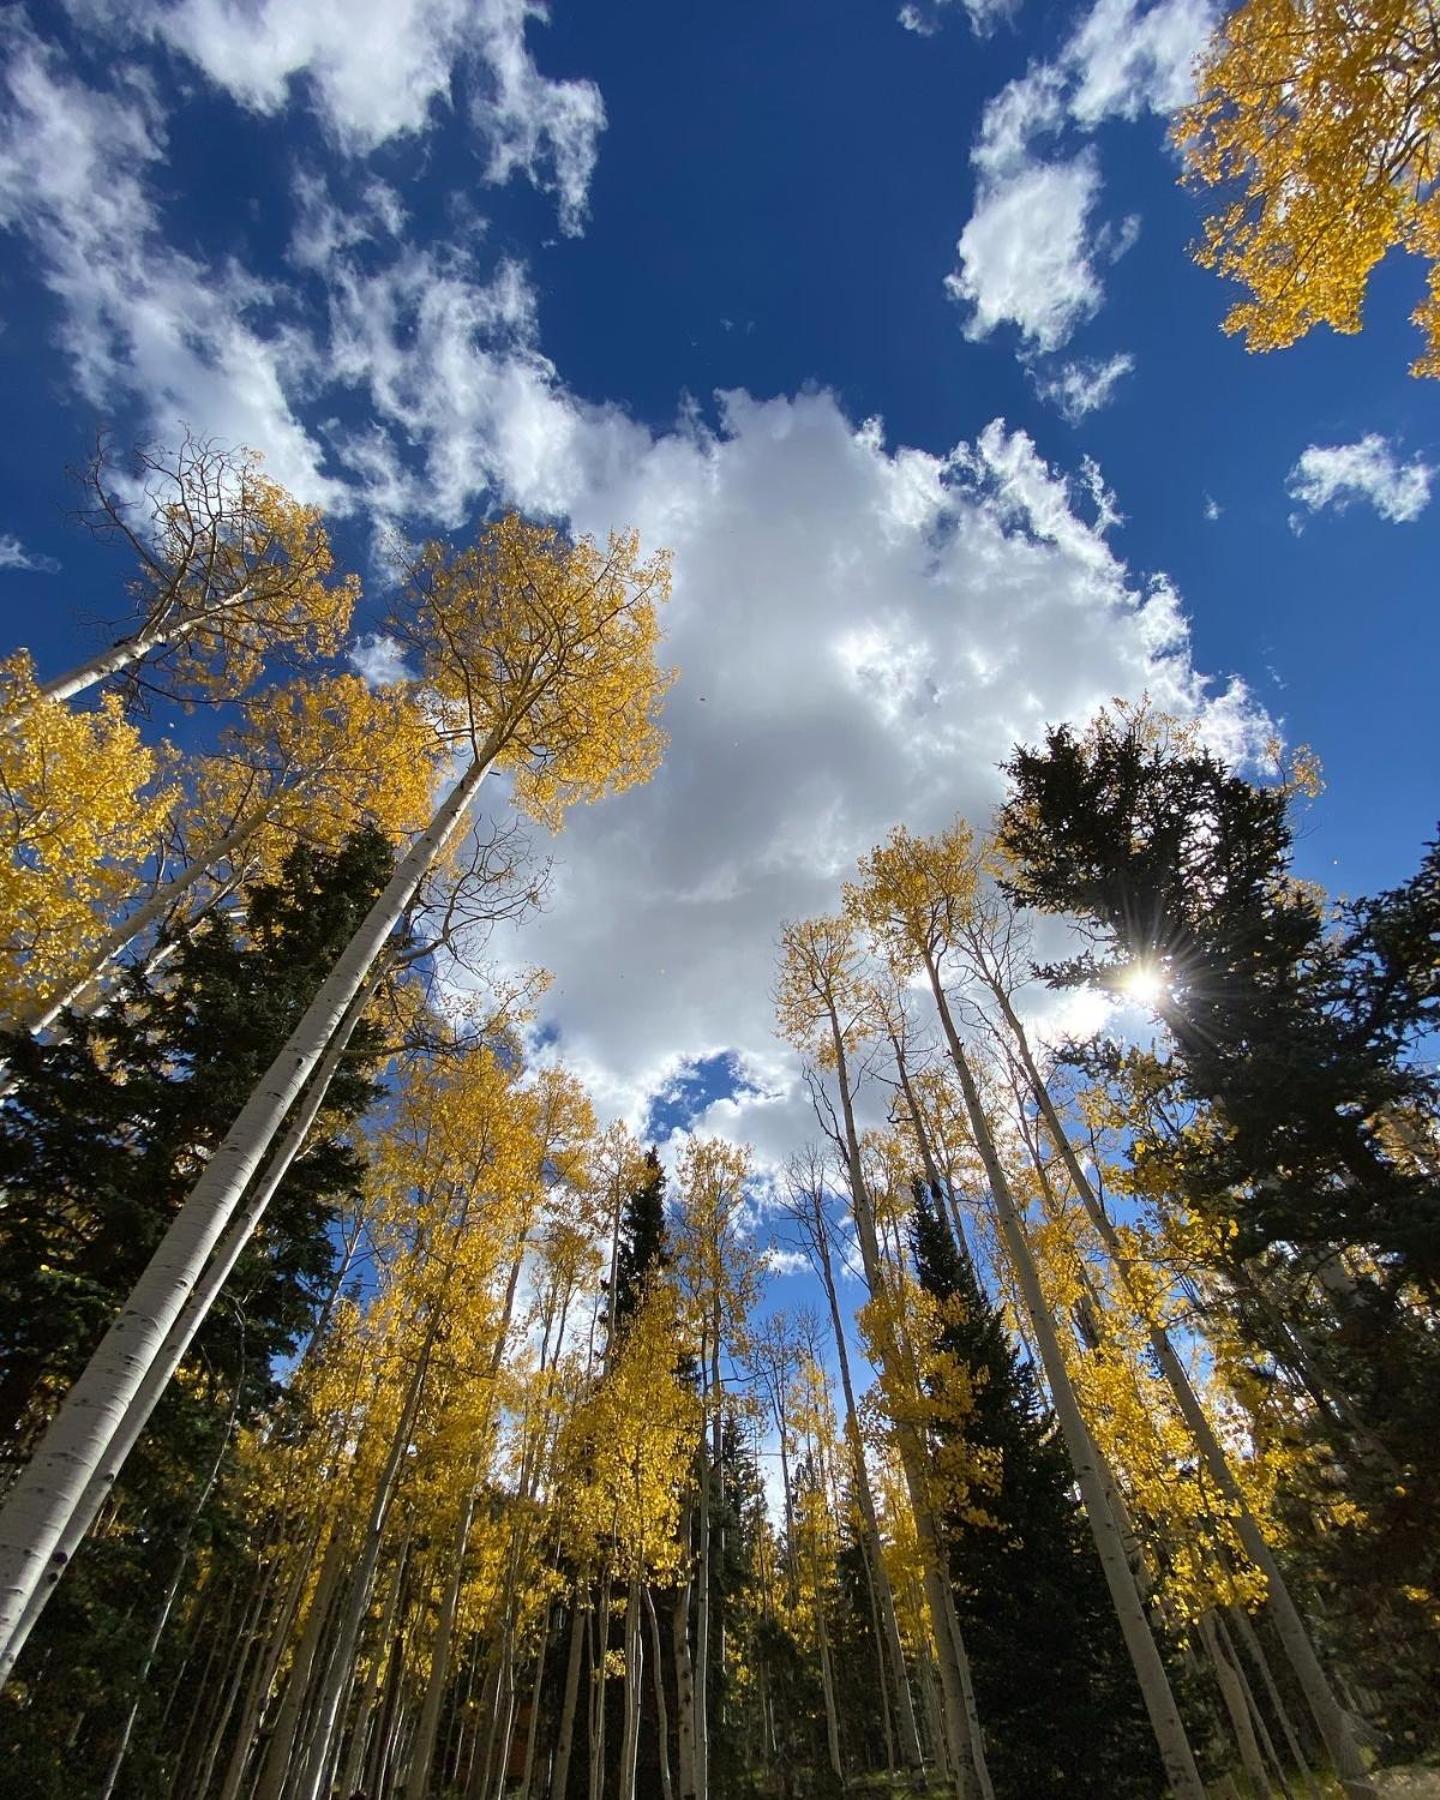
[911,1182,1163,1799]
[613,1144,670,1332]
[0,826,393,1796]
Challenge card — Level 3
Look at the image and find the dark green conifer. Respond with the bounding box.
[911,1182,1162,1799]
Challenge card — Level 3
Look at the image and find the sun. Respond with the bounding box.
[1122,962,1167,1008]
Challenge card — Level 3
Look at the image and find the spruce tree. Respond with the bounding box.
[911,1183,1162,1799]
[0,826,393,1795]
[612,1145,670,1333]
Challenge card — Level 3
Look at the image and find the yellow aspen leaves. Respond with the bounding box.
[0,653,169,1019]
[1176,0,1440,374]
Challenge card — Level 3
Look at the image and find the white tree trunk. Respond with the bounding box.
[31,586,255,711]
[2,968,383,1673]
[618,1569,645,1800]
[926,959,1207,1800]
[0,747,495,1684]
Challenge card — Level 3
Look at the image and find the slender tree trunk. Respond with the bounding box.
[673,1544,698,1800]
[1230,1603,1320,1797]
[0,747,497,1683]
[812,1199,922,1772]
[31,586,258,710]
[552,1596,588,1800]
[827,1011,979,1792]
[292,1325,439,1800]
[518,1611,552,1800]
[338,1533,413,1800]
[997,991,1375,1798]
[8,803,267,1038]
[1215,1609,1291,1797]
[2,968,385,1676]
[586,1574,610,1800]
[407,1479,480,1797]
[927,960,1206,1800]
[1200,1609,1274,1797]
[694,1425,712,1800]
[646,1585,675,1800]
[252,1524,350,1800]
[618,1569,645,1800]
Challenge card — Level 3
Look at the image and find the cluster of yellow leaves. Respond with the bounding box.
[135,450,358,698]
[844,820,981,977]
[558,1283,701,1582]
[0,653,170,1018]
[406,515,673,829]
[1176,0,1440,374]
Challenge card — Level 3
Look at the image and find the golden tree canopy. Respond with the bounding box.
[1177,0,1440,374]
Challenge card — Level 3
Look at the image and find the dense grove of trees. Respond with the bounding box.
[0,439,1436,1800]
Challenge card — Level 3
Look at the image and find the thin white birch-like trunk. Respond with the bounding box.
[693,1409,712,1800]
[826,1010,983,1795]
[926,958,1207,1800]
[673,1541,698,1800]
[293,1321,439,1800]
[252,1524,350,1800]
[1230,1602,1321,1797]
[996,990,1376,1797]
[1215,1609,1291,1796]
[8,802,267,1038]
[586,1573,610,1800]
[618,1569,645,1800]
[812,1194,923,1771]
[406,1479,479,1798]
[335,1533,411,1800]
[1199,1609,1274,1797]
[646,1585,675,1800]
[31,584,256,711]
[0,746,496,1683]
[4,971,382,1676]
[551,1596,588,1800]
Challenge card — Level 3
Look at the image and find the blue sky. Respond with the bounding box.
[1,0,1436,1166]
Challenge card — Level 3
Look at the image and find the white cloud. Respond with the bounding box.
[1202,493,1221,520]
[0,24,344,507]
[349,632,412,687]
[67,0,604,231]
[0,532,60,573]
[454,388,1265,1164]
[0,23,1265,1170]
[947,154,1108,353]
[1286,435,1432,525]
[948,0,1215,351]
[899,0,1015,36]
[1031,351,1135,421]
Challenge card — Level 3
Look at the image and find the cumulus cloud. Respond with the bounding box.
[947,154,1110,353]
[1286,435,1432,526]
[948,0,1215,351]
[67,0,604,231]
[1203,493,1221,521]
[0,533,60,573]
[455,389,1264,1162]
[1031,350,1135,421]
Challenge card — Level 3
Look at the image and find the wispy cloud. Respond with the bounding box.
[1031,351,1135,422]
[0,532,60,573]
[946,0,1215,352]
[1287,435,1432,527]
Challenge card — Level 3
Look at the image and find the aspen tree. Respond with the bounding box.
[847,823,1208,1800]
[22,436,356,712]
[0,514,670,1682]
[776,914,984,1795]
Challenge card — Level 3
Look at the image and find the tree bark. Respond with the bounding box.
[2,968,384,1675]
[551,1596,587,1800]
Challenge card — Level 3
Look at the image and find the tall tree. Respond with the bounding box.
[0,513,671,1681]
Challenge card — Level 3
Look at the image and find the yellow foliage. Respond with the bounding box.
[402,514,673,829]
[0,653,170,1018]
[1176,0,1440,374]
